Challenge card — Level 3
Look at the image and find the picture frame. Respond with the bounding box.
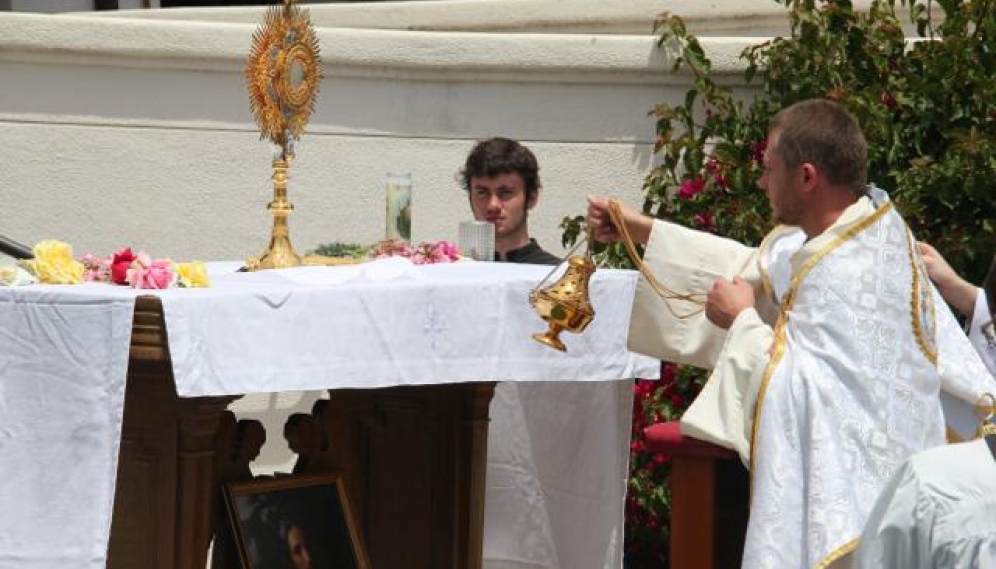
[224,473,371,569]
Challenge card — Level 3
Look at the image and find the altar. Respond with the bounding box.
[0,259,657,569]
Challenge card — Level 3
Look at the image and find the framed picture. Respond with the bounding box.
[224,473,371,569]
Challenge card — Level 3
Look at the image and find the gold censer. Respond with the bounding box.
[529,238,596,352]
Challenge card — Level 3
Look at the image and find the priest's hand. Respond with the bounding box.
[706,277,755,330]
[586,196,652,245]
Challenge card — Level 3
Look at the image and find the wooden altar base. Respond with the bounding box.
[106,296,495,569]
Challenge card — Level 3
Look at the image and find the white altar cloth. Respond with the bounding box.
[485,379,634,569]
[0,259,658,569]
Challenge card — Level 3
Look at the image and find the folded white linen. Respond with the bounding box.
[158,262,657,396]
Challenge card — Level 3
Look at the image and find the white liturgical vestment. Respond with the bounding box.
[855,439,996,569]
[854,286,996,569]
[626,187,996,569]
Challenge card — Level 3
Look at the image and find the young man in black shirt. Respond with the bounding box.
[459,137,560,265]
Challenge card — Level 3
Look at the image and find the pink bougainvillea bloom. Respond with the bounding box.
[750,139,768,165]
[677,177,705,201]
[694,212,717,233]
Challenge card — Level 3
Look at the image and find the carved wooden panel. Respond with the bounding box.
[285,383,495,569]
[106,376,176,569]
[107,297,239,569]
[108,297,495,569]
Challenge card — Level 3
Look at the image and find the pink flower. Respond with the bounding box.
[371,239,461,265]
[705,156,720,173]
[369,238,414,260]
[750,139,768,165]
[677,177,705,201]
[80,253,111,282]
[433,240,460,262]
[126,252,174,289]
[662,362,677,382]
[442,241,459,257]
[694,212,717,233]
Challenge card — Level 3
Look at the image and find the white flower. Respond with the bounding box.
[0,260,38,286]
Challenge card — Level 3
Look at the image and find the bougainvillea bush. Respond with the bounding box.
[562,0,995,566]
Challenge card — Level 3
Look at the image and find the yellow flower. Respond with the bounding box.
[175,261,210,288]
[28,240,84,285]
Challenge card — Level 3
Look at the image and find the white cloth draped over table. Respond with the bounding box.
[625,187,996,569]
[484,379,634,569]
[0,291,134,569]
[0,259,658,569]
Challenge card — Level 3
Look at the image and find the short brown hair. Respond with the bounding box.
[769,99,868,196]
[459,137,541,201]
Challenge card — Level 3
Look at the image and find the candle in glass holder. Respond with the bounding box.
[385,173,412,242]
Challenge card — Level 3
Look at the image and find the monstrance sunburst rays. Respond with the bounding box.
[244,0,322,271]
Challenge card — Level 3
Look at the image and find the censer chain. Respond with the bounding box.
[529,229,591,295]
[607,200,706,320]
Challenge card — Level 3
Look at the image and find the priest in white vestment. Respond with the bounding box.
[854,251,996,569]
[587,99,996,569]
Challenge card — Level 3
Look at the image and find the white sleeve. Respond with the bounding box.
[934,285,996,439]
[679,307,773,465]
[627,219,768,368]
[966,289,996,375]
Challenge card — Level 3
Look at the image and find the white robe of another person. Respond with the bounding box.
[854,288,996,569]
[855,438,996,569]
[967,290,995,373]
[626,187,996,569]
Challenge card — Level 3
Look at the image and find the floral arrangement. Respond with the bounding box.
[2,240,210,289]
[312,239,462,265]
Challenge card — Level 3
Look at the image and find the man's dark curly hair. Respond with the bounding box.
[459,137,541,201]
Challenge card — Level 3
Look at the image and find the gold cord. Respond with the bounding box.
[606,200,706,319]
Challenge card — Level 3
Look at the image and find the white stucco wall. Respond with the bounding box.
[0,8,756,263]
[0,1,761,473]
[96,0,796,36]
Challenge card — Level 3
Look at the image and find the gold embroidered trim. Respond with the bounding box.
[749,201,895,492]
[815,537,859,569]
[904,227,938,365]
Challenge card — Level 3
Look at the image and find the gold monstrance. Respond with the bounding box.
[245,0,322,271]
